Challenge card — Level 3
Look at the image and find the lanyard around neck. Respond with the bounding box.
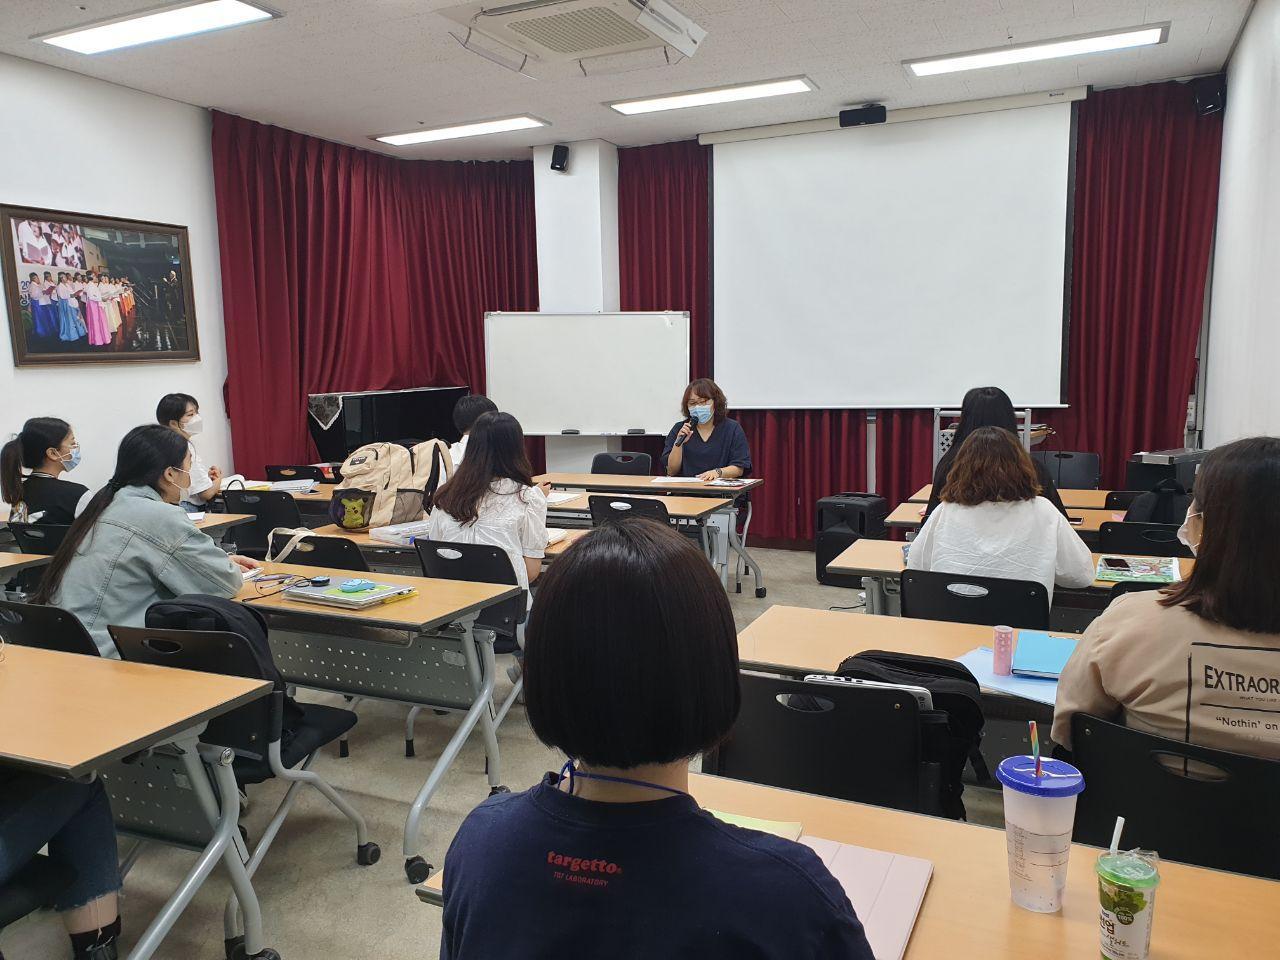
[558,759,688,799]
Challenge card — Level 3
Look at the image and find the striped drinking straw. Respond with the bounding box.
[1029,720,1042,778]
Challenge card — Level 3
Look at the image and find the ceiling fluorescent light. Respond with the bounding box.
[609,76,813,116]
[40,1,274,55]
[906,24,1168,77]
[375,116,547,146]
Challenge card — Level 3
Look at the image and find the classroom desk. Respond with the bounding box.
[908,484,1112,510]
[885,502,1120,536]
[419,772,1279,959]
[290,525,587,573]
[0,645,274,960]
[0,552,51,577]
[549,492,733,521]
[192,512,255,538]
[235,561,520,882]
[827,540,1195,616]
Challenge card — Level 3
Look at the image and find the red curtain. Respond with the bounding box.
[875,410,935,516]
[211,112,538,476]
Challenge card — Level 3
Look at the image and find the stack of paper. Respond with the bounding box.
[545,491,579,505]
[369,520,433,546]
[546,528,568,546]
[270,478,318,494]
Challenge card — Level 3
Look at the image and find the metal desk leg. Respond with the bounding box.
[726,513,766,599]
[862,576,888,616]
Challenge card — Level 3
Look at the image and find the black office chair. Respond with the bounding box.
[590,452,653,476]
[705,672,943,816]
[901,569,1050,629]
[267,532,369,571]
[265,464,325,483]
[223,490,304,558]
[1033,450,1102,489]
[414,540,527,754]
[0,854,77,957]
[588,495,672,526]
[1071,714,1280,880]
[7,522,69,555]
[0,599,102,657]
[1104,490,1144,511]
[1105,580,1168,607]
[1098,521,1193,559]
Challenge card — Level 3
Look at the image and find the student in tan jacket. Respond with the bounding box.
[1053,437,1280,759]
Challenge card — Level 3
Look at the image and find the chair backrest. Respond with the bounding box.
[265,464,325,483]
[414,540,525,641]
[223,490,303,551]
[109,624,277,757]
[7,522,70,555]
[1098,521,1193,559]
[1070,714,1280,880]
[267,532,369,572]
[901,569,1050,629]
[0,599,101,656]
[1032,450,1102,489]
[588,495,671,526]
[590,452,653,476]
[1106,580,1167,606]
[1103,490,1144,511]
[706,672,928,813]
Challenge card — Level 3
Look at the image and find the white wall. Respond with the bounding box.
[532,140,619,312]
[1204,0,1280,443]
[0,54,231,492]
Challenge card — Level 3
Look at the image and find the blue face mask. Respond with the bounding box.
[690,404,713,425]
[59,446,82,472]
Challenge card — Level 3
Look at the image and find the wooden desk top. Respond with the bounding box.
[549,492,733,520]
[236,561,520,631]
[536,472,763,497]
[193,513,255,535]
[0,552,51,575]
[828,540,1194,591]
[546,528,588,558]
[0,645,270,778]
[885,503,1120,534]
[908,484,1112,510]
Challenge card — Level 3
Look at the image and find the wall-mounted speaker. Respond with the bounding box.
[550,144,570,171]
[1190,75,1226,116]
[839,104,887,127]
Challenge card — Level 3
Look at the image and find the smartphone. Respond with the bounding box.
[803,674,934,711]
[1102,557,1131,571]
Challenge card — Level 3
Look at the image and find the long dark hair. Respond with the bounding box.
[432,412,533,526]
[952,386,1019,449]
[35,424,188,604]
[1159,437,1280,633]
[1,417,71,506]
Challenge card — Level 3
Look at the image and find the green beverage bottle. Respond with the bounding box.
[1096,850,1161,960]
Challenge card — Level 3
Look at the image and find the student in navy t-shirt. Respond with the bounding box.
[661,377,752,481]
[440,520,873,960]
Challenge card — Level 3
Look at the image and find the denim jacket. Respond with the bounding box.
[52,484,243,657]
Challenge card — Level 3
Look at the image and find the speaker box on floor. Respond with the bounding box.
[815,493,889,588]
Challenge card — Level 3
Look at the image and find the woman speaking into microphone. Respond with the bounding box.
[661,378,752,480]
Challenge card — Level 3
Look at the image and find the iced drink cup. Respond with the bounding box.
[995,755,1085,912]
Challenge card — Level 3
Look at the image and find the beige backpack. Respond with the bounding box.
[408,439,453,513]
[333,442,416,529]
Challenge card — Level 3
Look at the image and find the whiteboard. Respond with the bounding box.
[485,312,689,436]
[713,102,1073,408]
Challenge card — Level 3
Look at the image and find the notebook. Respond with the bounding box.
[369,520,432,546]
[1011,631,1078,679]
[546,528,568,546]
[1094,556,1181,583]
[545,491,579,505]
[270,478,318,494]
[282,581,415,610]
[955,647,1058,706]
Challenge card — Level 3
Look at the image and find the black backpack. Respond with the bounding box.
[1124,478,1193,525]
[836,650,988,820]
[145,595,305,732]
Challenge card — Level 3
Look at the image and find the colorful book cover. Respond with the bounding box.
[1095,556,1180,583]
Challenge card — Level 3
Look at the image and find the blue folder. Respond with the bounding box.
[1011,631,1078,679]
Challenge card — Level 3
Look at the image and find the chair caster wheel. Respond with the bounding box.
[755,587,767,598]
[357,842,381,866]
[489,785,510,797]
[735,583,742,593]
[228,942,281,960]
[225,936,244,960]
[405,856,433,884]
[338,739,349,759]
[405,738,415,758]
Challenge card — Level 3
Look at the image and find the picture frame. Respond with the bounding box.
[1,204,200,366]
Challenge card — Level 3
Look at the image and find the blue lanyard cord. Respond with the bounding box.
[558,760,688,798]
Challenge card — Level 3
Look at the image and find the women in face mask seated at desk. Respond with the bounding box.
[156,392,221,509]
[907,426,1094,602]
[1053,437,1280,759]
[661,378,752,481]
[439,520,873,960]
[1,416,90,524]
[35,424,259,657]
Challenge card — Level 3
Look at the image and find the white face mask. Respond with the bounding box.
[168,466,192,503]
[183,413,204,437]
[1177,509,1201,556]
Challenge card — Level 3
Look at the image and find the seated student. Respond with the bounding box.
[440,520,873,959]
[35,424,258,657]
[156,392,221,508]
[1054,437,1280,759]
[0,774,122,959]
[661,378,752,481]
[925,386,1066,520]
[448,394,498,467]
[1,417,90,524]
[429,411,548,594]
[908,426,1094,601]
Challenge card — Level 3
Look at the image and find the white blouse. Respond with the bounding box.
[427,478,548,592]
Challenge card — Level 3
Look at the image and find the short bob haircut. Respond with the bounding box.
[156,393,198,427]
[680,378,728,425]
[940,426,1041,506]
[1160,436,1280,633]
[452,393,498,435]
[523,519,740,768]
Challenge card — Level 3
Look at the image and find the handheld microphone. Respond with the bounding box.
[674,417,695,447]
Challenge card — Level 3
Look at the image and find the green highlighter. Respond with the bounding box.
[1096,849,1161,960]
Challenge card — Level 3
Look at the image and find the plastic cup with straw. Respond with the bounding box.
[1097,816,1162,959]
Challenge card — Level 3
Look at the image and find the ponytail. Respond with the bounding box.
[1,417,71,508]
[34,425,187,605]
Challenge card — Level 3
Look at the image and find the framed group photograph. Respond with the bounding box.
[1,204,200,366]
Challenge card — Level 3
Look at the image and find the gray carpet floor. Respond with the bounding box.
[1,548,1002,959]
